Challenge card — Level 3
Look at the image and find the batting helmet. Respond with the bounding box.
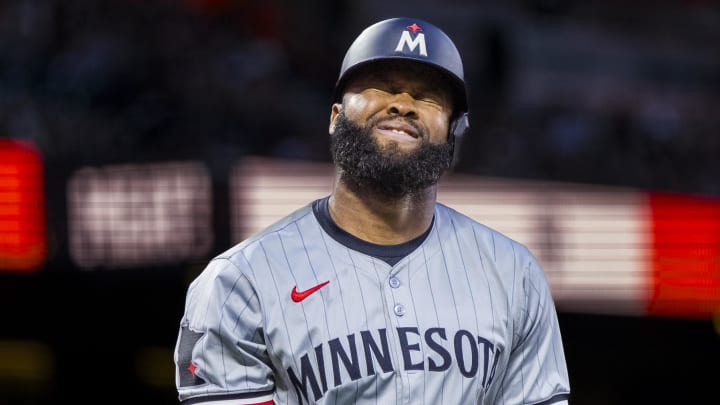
[333,17,469,149]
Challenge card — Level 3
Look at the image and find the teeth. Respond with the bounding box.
[391,129,409,135]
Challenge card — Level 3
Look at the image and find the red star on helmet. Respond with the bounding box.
[407,23,422,33]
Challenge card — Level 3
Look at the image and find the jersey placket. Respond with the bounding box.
[383,263,420,405]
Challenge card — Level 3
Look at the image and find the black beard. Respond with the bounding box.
[329,111,453,198]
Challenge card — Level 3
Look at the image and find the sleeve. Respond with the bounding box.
[496,248,571,404]
[174,258,276,405]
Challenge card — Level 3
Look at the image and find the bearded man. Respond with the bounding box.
[174,17,571,405]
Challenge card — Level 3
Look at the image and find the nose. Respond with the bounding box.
[386,92,418,119]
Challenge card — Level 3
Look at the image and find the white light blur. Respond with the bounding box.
[67,161,213,269]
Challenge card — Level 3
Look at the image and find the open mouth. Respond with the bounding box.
[375,120,420,139]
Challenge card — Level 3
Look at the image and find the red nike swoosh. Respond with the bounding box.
[291,280,330,302]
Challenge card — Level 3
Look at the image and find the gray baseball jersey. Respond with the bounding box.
[174,197,570,404]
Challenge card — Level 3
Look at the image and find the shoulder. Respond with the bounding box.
[218,201,317,262]
[434,201,532,262]
[433,202,545,301]
[189,202,318,289]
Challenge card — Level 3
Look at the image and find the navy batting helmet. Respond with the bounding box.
[333,17,470,163]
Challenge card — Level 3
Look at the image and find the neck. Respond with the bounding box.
[328,174,437,245]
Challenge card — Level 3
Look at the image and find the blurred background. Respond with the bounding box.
[1,0,719,404]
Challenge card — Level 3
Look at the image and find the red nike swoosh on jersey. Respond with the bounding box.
[291,281,330,302]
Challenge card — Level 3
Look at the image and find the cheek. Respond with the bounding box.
[343,94,376,121]
[426,112,451,142]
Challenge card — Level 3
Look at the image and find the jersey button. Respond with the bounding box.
[393,303,406,317]
[389,277,401,288]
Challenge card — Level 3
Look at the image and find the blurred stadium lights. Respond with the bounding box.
[230,157,334,243]
[66,161,213,270]
[1,145,717,319]
[0,139,46,273]
[231,157,720,320]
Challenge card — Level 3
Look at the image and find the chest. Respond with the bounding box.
[253,244,511,403]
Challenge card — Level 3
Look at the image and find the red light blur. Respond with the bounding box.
[648,192,720,318]
[0,139,46,272]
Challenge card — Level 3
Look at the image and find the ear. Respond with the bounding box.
[329,103,342,135]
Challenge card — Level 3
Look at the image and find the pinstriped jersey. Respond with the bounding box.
[174,197,570,404]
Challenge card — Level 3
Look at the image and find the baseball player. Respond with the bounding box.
[174,17,570,404]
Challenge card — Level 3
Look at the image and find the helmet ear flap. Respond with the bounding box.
[450,112,469,139]
[448,112,469,168]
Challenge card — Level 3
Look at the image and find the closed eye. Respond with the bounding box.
[417,95,448,110]
[419,96,441,104]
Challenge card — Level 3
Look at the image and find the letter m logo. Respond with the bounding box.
[395,31,427,57]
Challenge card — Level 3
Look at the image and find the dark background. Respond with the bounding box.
[1,0,719,404]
